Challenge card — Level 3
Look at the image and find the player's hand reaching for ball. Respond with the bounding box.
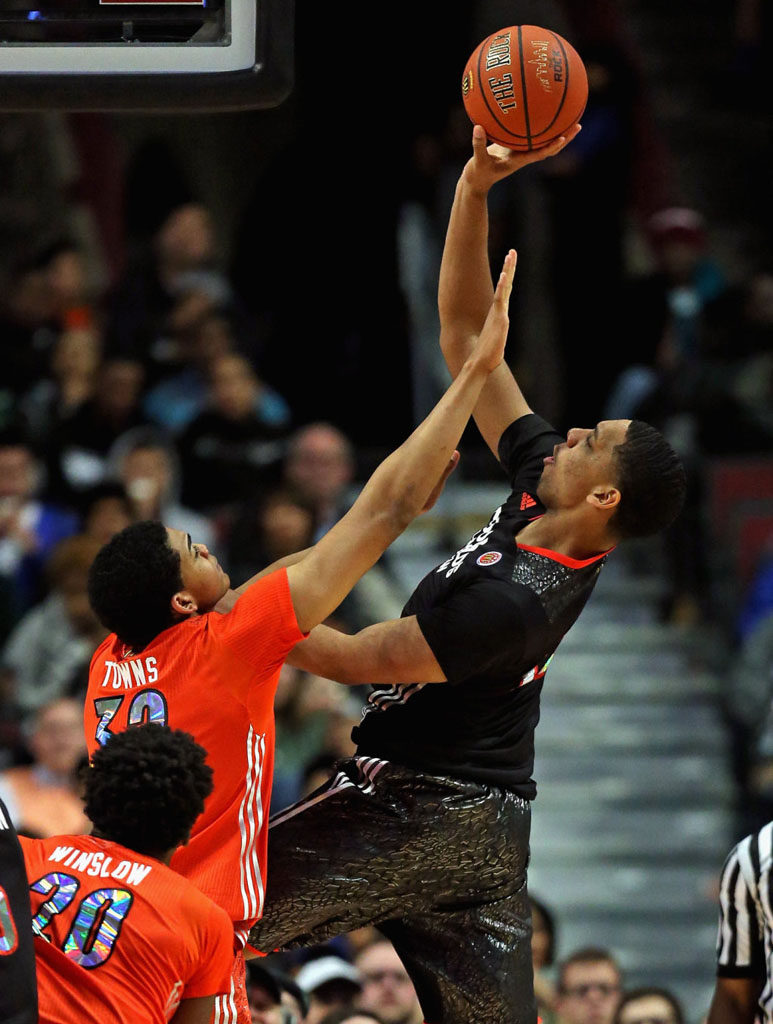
[462,123,581,195]
[467,249,516,374]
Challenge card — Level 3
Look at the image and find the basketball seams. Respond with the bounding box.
[517,25,533,150]
[475,30,530,144]
[530,32,572,140]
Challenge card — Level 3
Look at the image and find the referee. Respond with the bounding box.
[709,821,773,1024]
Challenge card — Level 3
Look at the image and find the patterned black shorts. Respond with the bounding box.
[249,756,536,1024]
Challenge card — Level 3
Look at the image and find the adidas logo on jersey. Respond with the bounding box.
[520,492,537,510]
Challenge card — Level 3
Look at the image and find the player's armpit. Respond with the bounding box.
[707,975,763,1024]
[170,995,217,1024]
[287,617,447,686]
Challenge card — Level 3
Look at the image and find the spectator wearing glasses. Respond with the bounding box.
[555,948,622,1024]
[613,988,684,1024]
[353,940,422,1024]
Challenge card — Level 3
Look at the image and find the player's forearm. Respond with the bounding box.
[285,624,363,685]
[707,978,761,1024]
[356,357,490,528]
[438,177,495,372]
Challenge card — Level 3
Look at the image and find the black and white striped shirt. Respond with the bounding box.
[717,821,773,1022]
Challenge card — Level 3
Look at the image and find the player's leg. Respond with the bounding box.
[380,880,536,1024]
[250,758,418,952]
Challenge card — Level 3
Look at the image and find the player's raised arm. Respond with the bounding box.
[438,124,580,457]
[285,252,516,635]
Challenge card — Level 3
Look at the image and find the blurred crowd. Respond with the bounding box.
[0,1,772,1021]
[239,896,691,1024]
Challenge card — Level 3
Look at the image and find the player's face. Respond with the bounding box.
[537,420,630,511]
[166,527,230,612]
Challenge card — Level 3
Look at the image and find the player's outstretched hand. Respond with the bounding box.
[469,249,516,374]
[462,122,581,194]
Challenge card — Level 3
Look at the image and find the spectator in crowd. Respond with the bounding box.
[226,488,314,591]
[283,423,406,629]
[0,254,63,403]
[51,357,148,497]
[1,534,104,714]
[531,895,559,1023]
[21,325,102,447]
[720,546,773,834]
[179,351,290,512]
[319,1011,384,1024]
[555,948,623,1024]
[294,956,364,1024]
[110,428,216,552]
[613,987,684,1024]
[0,430,79,615]
[143,307,239,434]
[106,201,238,381]
[604,207,726,424]
[353,940,423,1024]
[247,961,285,1024]
[0,697,88,838]
[284,424,357,542]
[79,482,133,545]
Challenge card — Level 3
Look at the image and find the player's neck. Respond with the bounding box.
[516,511,613,561]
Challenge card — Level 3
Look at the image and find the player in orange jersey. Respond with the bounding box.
[83,255,518,1024]
[20,723,234,1024]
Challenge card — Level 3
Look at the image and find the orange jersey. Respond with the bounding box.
[20,833,234,1024]
[84,570,305,946]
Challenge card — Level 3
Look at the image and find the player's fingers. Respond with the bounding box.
[472,124,489,156]
[495,249,517,305]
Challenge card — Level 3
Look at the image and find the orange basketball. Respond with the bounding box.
[461,25,588,151]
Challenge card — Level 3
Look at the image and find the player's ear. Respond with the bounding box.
[586,485,621,512]
[171,590,198,618]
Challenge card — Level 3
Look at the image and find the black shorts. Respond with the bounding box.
[249,756,536,1024]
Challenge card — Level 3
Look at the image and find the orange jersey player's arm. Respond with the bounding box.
[219,250,517,639]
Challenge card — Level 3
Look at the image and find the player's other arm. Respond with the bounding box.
[707,976,762,1024]
[285,254,515,635]
[287,617,446,684]
[438,124,580,458]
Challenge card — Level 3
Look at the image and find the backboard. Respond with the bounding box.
[0,0,293,111]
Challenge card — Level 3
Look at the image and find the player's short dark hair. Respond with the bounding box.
[610,420,686,539]
[88,521,183,651]
[84,724,213,856]
[613,987,685,1024]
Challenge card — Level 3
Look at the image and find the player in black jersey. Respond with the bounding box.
[0,799,37,1024]
[248,126,687,1024]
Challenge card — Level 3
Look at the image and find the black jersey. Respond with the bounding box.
[353,414,612,796]
[0,799,38,1024]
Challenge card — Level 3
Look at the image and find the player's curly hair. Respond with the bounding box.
[610,420,687,539]
[84,725,213,856]
[88,521,183,651]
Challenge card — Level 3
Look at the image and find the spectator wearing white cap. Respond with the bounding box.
[294,956,363,1024]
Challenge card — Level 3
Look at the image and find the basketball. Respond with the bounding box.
[461,25,588,151]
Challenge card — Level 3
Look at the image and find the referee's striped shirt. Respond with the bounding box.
[717,821,772,1022]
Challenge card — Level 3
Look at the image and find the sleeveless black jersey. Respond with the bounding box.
[353,414,612,796]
